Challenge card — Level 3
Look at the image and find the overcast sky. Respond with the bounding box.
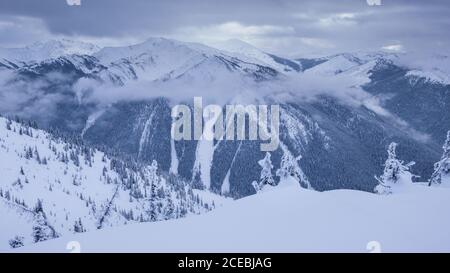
[0,0,449,57]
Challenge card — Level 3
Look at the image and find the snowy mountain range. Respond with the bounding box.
[0,38,449,193]
[0,38,450,250]
[0,39,101,64]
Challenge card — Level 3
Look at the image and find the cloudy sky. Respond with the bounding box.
[0,0,449,57]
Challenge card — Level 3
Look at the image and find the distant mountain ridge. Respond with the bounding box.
[0,39,101,63]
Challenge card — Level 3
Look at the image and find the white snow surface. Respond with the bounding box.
[208,39,296,72]
[406,70,450,85]
[400,53,450,85]
[15,177,450,253]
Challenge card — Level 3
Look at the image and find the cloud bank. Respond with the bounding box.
[1,0,449,57]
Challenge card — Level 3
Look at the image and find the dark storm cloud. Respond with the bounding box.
[0,0,290,36]
[0,0,449,56]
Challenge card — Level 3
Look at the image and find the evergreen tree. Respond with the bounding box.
[5,190,11,201]
[277,152,296,179]
[34,147,41,164]
[191,166,204,190]
[148,160,160,200]
[149,180,159,221]
[8,236,24,249]
[144,161,161,221]
[149,202,158,222]
[33,199,44,214]
[32,211,56,243]
[253,152,275,192]
[276,149,307,188]
[375,143,415,194]
[84,147,92,167]
[73,176,81,186]
[70,151,80,167]
[25,147,33,159]
[6,120,12,131]
[429,131,450,186]
[73,218,85,233]
[164,198,175,220]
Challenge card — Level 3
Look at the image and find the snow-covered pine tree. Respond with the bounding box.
[148,160,160,221]
[32,211,56,243]
[25,147,33,159]
[149,202,157,222]
[148,160,159,184]
[429,130,450,186]
[34,147,41,164]
[276,147,310,189]
[33,199,44,214]
[70,150,80,167]
[191,166,204,190]
[374,142,415,194]
[31,199,57,242]
[276,152,297,179]
[164,197,175,220]
[6,119,12,131]
[8,236,24,249]
[253,152,275,193]
[73,218,85,233]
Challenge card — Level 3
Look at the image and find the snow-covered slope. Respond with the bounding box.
[303,52,393,78]
[0,117,227,250]
[91,38,279,84]
[400,54,450,85]
[16,178,450,253]
[406,68,450,85]
[305,54,364,76]
[209,39,300,72]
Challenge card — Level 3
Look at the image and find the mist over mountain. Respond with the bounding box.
[1,38,449,199]
[1,36,450,251]
[1,0,450,255]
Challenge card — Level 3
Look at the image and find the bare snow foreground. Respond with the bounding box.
[15,178,450,253]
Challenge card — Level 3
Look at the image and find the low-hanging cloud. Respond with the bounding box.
[0,55,431,144]
[73,64,400,119]
[0,69,73,124]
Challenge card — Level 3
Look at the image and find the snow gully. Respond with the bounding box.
[171,97,280,152]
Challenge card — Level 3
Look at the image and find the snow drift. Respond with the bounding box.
[17,178,450,253]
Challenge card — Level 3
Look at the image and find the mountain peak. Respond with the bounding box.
[207,39,261,55]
